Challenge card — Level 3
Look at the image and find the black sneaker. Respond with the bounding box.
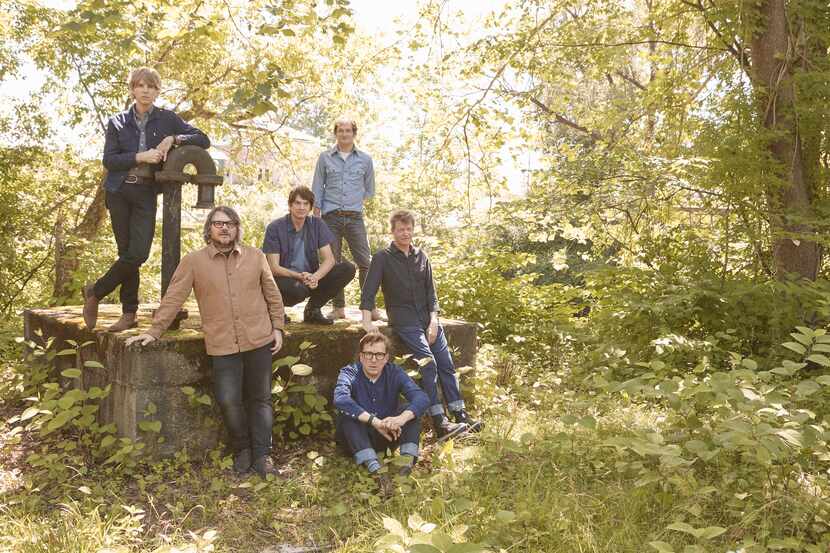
[252,455,277,478]
[304,307,334,325]
[452,410,484,433]
[233,448,252,475]
[434,417,468,442]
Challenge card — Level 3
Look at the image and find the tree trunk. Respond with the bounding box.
[52,173,108,301]
[749,0,821,280]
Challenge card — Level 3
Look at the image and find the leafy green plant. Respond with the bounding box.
[272,340,332,441]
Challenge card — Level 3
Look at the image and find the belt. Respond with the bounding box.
[326,209,361,217]
[124,174,155,185]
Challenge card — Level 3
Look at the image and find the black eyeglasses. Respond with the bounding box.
[360,351,387,361]
[211,221,238,228]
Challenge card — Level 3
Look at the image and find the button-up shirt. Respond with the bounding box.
[262,214,334,273]
[359,243,439,329]
[311,146,375,215]
[333,362,429,420]
[148,243,285,356]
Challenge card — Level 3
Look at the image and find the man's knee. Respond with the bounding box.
[277,279,308,306]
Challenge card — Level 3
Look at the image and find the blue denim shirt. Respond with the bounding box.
[261,214,334,273]
[311,146,375,215]
[102,104,210,192]
[333,361,429,420]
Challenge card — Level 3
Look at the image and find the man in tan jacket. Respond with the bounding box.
[127,206,285,478]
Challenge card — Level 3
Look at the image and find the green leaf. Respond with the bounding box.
[291,363,313,376]
[84,360,105,369]
[299,340,314,350]
[697,526,726,540]
[20,406,40,421]
[782,342,806,355]
[382,516,406,537]
[61,368,82,379]
[100,435,116,448]
[796,380,821,397]
[741,358,758,370]
[767,537,802,550]
[181,386,196,396]
[649,542,675,553]
[410,546,442,553]
[577,415,597,430]
[666,521,698,536]
[55,349,76,356]
[816,375,830,385]
[806,354,830,367]
[495,510,516,523]
[196,394,212,406]
[138,420,162,433]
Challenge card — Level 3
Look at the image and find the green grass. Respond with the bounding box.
[2,354,829,553]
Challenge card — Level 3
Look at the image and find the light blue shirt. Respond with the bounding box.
[311,146,375,215]
[287,225,310,273]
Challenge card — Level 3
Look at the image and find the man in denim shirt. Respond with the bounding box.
[311,117,383,322]
[83,66,210,332]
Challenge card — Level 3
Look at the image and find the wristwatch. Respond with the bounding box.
[367,414,375,427]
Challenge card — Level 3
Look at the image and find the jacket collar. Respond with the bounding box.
[206,242,242,258]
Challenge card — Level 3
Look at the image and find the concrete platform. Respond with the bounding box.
[22,303,477,457]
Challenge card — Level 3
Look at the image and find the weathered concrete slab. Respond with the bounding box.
[23,303,477,457]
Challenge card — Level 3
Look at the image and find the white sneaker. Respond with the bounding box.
[326,308,347,320]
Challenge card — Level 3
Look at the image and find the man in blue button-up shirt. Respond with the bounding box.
[83,67,210,333]
[333,333,429,480]
[311,117,383,322]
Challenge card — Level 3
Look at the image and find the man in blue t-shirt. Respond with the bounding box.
[262,186,355,325]
[333,333,429,483]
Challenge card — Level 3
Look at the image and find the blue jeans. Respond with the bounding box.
[335,406,421,466]
[395,325,464,417]
[211,342,273,458]
[322,212,371,309]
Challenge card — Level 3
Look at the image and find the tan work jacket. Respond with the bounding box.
[148,243,285,355]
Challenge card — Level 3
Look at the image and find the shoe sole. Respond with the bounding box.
[435,423,469,444]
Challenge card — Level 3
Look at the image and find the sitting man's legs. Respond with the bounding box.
[396,325,481,436]
[335,405,420,475]
[307,261,355,314]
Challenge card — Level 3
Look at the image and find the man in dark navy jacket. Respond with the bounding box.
[83,67,210,332]
[333,333,428,482]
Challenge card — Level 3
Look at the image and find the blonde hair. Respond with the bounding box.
[333,116,357,135]
[128,67,161,91]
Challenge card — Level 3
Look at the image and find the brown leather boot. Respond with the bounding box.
[82,284,99,330]
[108,313,137,332]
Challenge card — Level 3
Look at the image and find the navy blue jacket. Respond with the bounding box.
[261,214,335,274]
[333,362,429,420]
[102,105,210,192]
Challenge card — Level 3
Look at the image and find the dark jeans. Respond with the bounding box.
[322,212,371,309]
[93,185,157,314]
[276,261,356,310]
[335,406,421,466]
[395,325,464,417]
[211,342,274,458]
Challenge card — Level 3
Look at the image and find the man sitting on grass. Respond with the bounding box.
[333,333,428,491]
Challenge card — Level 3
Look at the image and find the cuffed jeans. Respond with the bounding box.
[322,211,371,309]
[93,185,157,314]
[395,325,464,417]
[276,261,356,310]
[211,342,273,458]
[335,406,421,467]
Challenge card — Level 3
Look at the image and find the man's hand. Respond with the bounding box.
[156,136,176,161]
[125,333,156,347]
[427,320,439,345]
[313,207,321,217]
[271,329,283,353]
[303,273,319,289]
[380,414,408,440]
[363,321,379,335]
[136,149,163,164]
[371,418,394,441]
